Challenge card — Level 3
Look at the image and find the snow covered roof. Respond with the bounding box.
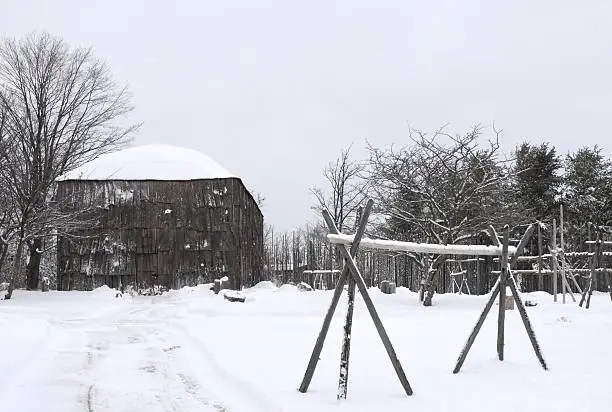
[59,144,235,181]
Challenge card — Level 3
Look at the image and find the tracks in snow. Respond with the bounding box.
[2,299,279,412]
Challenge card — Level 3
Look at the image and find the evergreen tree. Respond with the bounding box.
[561,145,612,235]
[514,142,562,222]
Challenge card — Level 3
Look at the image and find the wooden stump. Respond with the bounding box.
[213,277,230,294]
[41,277,49,292]
[388,282,397,294]
[380,280,390,294]
[298,282,313,292]
[213,279,222,294]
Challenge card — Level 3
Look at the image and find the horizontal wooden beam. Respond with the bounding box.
[494,251,612,262]
[302,270,342,274]
[327,234,517,256]
[585,240,612,245]
[492,268,609,275]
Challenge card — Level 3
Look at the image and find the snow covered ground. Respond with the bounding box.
[0,283,610,412]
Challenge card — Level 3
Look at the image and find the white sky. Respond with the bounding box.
[2,0,611,230]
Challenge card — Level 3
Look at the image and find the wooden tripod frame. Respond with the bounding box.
[298,199,413,399]
[453,224,548,373]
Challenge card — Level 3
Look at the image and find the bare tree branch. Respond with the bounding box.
[0,32,140,297]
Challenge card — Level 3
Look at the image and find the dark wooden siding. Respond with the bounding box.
[55,178,263,291]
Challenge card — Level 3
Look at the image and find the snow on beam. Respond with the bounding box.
[492,268,609,275]
[327,234,517,256]
[302,270,342,274]
[584,240,612,245]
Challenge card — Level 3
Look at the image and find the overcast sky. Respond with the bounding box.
[2,1,611,230]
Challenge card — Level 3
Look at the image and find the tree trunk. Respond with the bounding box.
[5,235,25,300]
[0,242,8,279]
[26,237,43,290]
[423,254,449,306]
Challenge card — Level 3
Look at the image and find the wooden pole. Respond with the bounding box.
[323,210,413,396]
[553,219,558,302]
[490,225,547,370]
[580,234,595,308]
[580,231,593,307]
[560,204,567,303]
[476,255,481,295]
[497,226,510,361]
[561,268,577,303]
[454,224,535,373]
[337,207,363,400]
[537,224,543,292]
[337,268,355,399]
[453,280,501,373]
[587,235,601,308]
[298,200,373,393]
[419,254,430,302]
[556,206,577,302]
[507,273,548,370]
[509,224,537,269]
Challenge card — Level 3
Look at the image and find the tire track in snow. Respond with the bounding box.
[86,385,95,412]
[161,319,283,412]
[78,302,230,412]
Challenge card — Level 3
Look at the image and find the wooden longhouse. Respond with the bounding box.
[54,145,263,292]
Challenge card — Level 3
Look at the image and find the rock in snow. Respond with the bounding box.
[297,282,313,292]
[223,290,246,303]
[58,144,235,181]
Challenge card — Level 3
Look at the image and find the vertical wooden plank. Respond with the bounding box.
[497,226,510,361]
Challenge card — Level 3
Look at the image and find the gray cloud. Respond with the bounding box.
[2,0,610,230]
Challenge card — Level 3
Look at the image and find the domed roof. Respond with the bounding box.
[59,144,235,181]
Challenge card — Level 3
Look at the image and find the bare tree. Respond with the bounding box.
[311,144,369,233]
[0,32,139,298]
[0,89,16,282]
[366,124,525,305]
[367,124,522,243]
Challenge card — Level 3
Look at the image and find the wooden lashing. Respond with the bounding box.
[453,223,548,373]
[299,198,413,398]
[496,226,509,361]
[298,199,373,394]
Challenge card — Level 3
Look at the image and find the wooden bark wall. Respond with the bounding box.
[55,178,263,291]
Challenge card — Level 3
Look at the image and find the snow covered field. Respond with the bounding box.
[1,283,610,412]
